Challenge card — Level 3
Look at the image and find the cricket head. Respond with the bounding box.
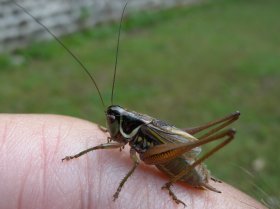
[106,105,145,143]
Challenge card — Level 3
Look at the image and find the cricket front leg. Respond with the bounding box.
[97,125,112,142]
[98,124,108,133]
[113,148,140,201]
[62,142,124,161]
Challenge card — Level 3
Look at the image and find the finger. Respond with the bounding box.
[0,114,266,209]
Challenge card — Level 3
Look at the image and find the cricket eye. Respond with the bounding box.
[108,115,116,123]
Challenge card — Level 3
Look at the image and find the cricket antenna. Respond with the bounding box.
[111,1,128,105]
[13,1,105,108]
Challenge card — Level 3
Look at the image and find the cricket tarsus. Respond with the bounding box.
[111,1,129,105]
[13,1,105,108]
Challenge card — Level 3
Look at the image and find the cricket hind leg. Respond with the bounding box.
[185,111,239,184]
[162,129,236,206]
[202,182,221,193]
[185,111,240,138]
[62,142,124,161]
[161,184,186,207]
[113,149,140,201]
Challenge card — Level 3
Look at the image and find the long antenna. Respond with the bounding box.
[111,1,128,105]
[13,1,105,108]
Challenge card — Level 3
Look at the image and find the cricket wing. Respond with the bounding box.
[140,124,201,165]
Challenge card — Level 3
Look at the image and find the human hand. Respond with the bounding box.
[0,114,266,209]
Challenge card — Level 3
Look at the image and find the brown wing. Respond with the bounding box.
[139,123,201,165]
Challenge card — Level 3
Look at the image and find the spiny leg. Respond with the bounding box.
[198,116,238,140]
[142,128,236,165]
[113,148,140,201]
[62,142,124,161]
[168,128,235,184]
[162,183,186,207]
[162,129,236,205]
[143,112,240,164]
[185,111,240,136]
[141,112,239,165]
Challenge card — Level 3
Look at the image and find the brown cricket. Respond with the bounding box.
[15,1,240,206]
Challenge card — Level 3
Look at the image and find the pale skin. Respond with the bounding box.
[0,114,266,209]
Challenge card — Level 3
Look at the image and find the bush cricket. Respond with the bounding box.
[15,1,240,207]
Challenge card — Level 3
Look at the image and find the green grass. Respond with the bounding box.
[1,0,280,207]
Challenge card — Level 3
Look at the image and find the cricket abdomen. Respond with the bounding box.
[155,157,210,187]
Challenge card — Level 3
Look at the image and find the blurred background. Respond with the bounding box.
[0,0,279,208]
